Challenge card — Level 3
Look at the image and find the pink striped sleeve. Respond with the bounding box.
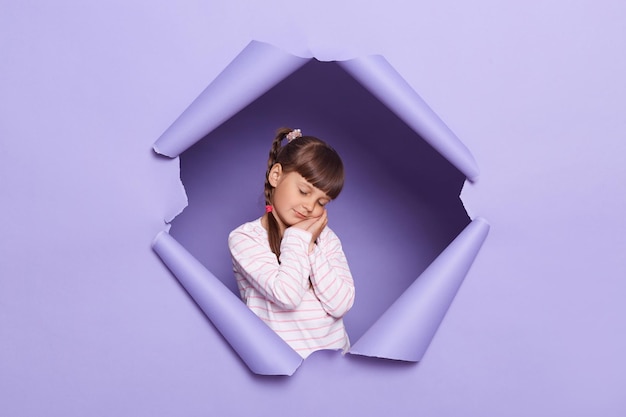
[307,227,355,318]
[228,226,313,310]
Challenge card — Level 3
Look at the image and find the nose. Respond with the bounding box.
[302,196,315,213]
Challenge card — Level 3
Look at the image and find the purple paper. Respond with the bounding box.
[349,217,490,361]
[153,40,485,370]
[338,57,480,181]
[3,3,625,415]
[152,231,302,375]
[154,40,479,182]
[153,41,311,157]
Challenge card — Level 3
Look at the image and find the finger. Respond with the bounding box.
[315,214,327,228]
[292,218,316,230]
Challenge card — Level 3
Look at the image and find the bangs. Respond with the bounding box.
[297,144,345,199]
[277,135,345,200]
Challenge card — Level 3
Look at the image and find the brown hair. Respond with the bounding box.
[264,127,345,260]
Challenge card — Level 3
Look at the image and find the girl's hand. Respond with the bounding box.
[292,209,328,252]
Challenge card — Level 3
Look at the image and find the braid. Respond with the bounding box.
[264,128,288,205]
[264,127,292,261]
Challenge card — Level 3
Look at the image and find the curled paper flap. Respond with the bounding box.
[153,41,311,157]
[349,217,490,361]
[338,57,480,181]
[152,231,303,375]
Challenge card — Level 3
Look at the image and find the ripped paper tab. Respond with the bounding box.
[154,41,310,157]
[349,217,490,361]
[152,40,488,371]
[338,58,479,181]
[152,232,303,375]
[153,40,479,182]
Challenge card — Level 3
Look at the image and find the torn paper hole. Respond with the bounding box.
[159,154,188,227]
[152,41,489,375]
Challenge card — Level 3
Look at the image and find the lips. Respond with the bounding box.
[294,210,307,219]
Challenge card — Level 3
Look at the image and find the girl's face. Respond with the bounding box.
[268,164,330,231]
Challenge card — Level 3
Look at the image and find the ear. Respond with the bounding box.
[268,163,283,187]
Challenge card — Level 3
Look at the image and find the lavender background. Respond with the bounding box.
[2,1,625,416]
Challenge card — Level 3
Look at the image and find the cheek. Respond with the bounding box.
[272,188,296,211]
[271,185,286,205]
[311,205,325,217]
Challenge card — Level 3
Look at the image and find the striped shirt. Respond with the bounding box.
[228,218,355,358]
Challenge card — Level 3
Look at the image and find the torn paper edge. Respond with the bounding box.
[152,231,303,375]
[337,57,480,182]
[153,40,480,183]
[153,41,312,158]
[348,217,490,362]
[163,156,188,227]
[151,39,489,373]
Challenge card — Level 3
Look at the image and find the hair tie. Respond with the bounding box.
[285,129,302,142]
[265,205,273,213]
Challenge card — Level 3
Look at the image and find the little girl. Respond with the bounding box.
[228,127,355,359]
